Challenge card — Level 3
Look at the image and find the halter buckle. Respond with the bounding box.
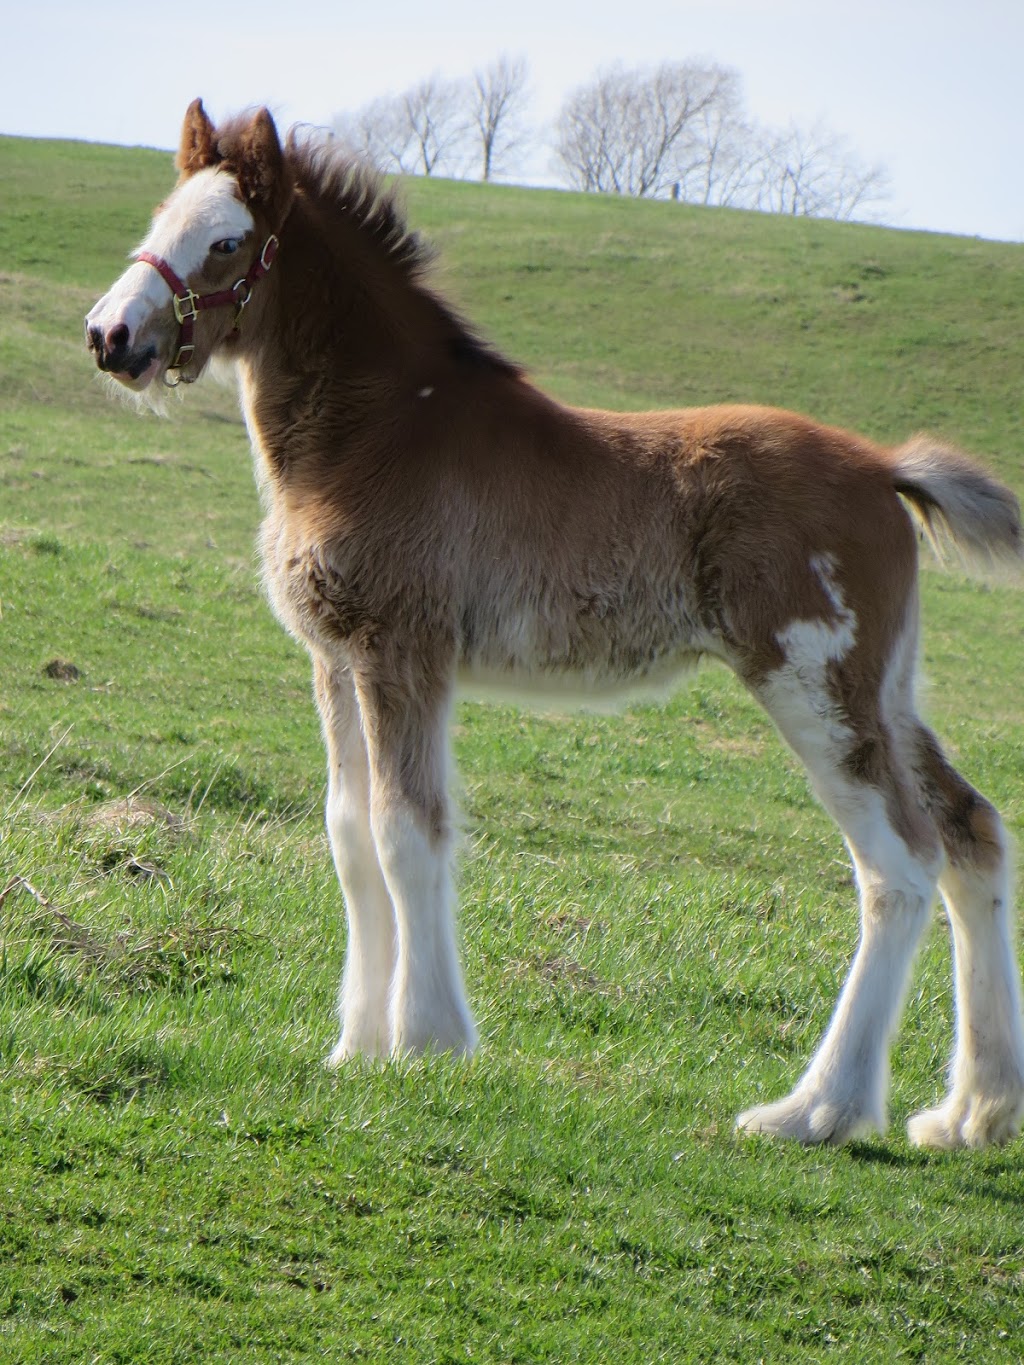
[136,231,279,380]
[172,290,199,325]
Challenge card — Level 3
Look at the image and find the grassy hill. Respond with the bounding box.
[1,134,1023,1362]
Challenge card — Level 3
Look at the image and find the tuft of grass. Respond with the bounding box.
[1,871,257,999]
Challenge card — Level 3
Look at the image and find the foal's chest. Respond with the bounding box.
[244,388,379,654]
[259,508,376,655]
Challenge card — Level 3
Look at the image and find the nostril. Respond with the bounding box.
[87,323,103,352]
[107,323,130,352]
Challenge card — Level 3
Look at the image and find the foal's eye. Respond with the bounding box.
[211,238,241,256]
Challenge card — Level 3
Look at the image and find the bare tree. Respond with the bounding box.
[334,95,416,174]
[675,70,757,207]
[554,62,739,199]
[470,55,531,182]
[402,76,470,176]
[334,76,470,177]
[333,58,891,223]
[751,121,890,220]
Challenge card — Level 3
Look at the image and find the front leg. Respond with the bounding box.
[314,660,397,1061]
[354,654,477,1057]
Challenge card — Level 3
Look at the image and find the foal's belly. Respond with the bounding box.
[259,508,717,704]
[455,649,707,712]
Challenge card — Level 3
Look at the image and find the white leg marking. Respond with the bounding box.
[371,805,477,1057]
[325,773,397,1063]
[738,582,938,1143]
[908,847,1024,1148]
[736,781,935,1144]
[316,665,397,1062]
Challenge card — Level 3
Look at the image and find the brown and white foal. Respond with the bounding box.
[86,100,1024,1148]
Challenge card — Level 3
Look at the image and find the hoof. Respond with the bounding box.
[389,1020,478,1060]
[908,1091,1024,1149]
[326,1025,390,1067]
[389,995,478,1059]
[736,1089,882,1146]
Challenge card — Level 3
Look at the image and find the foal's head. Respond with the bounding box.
[85,100,292,394]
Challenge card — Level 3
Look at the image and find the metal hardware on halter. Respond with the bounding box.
[231,277,253,323]
[166,337,197,384]
[134,233,279,386]
[172,290,200,326]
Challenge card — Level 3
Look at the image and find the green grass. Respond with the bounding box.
[2,134,1024,1361]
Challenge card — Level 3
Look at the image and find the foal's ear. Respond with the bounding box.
[233,108,285,210]
[176,98,219,176]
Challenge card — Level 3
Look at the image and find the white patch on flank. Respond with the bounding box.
[418,386,434,399]
[760,553,858,776]
[776,553,857,669]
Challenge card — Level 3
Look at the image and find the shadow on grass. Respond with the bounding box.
[846,1140,931,1169]
[848,1138,1024,1202]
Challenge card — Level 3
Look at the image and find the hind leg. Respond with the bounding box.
[907,730,1024,1148]
[735,780,939,1144]
[737,648,940,1144]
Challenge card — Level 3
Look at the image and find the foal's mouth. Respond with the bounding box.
[98,346,161,388]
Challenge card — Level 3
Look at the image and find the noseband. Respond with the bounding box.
[135,234,279,385]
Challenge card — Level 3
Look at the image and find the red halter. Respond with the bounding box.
[135,234,279,384]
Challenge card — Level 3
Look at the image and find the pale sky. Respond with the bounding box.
[5,0,1022,241]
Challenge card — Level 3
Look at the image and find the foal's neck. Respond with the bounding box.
[236,192,520,494]
[236,201,426,485]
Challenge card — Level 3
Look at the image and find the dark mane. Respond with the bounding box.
[282,129,523,380]
[284,128,433,282]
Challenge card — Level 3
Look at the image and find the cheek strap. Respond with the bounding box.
[135,234,279,382]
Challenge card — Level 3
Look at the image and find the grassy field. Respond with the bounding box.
[2,132,1024,1361]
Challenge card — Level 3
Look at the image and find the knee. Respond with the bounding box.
[956,798,1007,873]
[856,834,941,920]
[326,786,373,852]
[370,784,451,851]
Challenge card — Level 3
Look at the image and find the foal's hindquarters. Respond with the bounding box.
[713,443,1024,1147]
[734,719,1024,1149]
[736,588,1024,1148]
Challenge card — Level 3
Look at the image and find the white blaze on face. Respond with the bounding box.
[139,167,255,282]
[86,168,255,379]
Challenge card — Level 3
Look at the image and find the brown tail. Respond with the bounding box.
[890,435,1023,572]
